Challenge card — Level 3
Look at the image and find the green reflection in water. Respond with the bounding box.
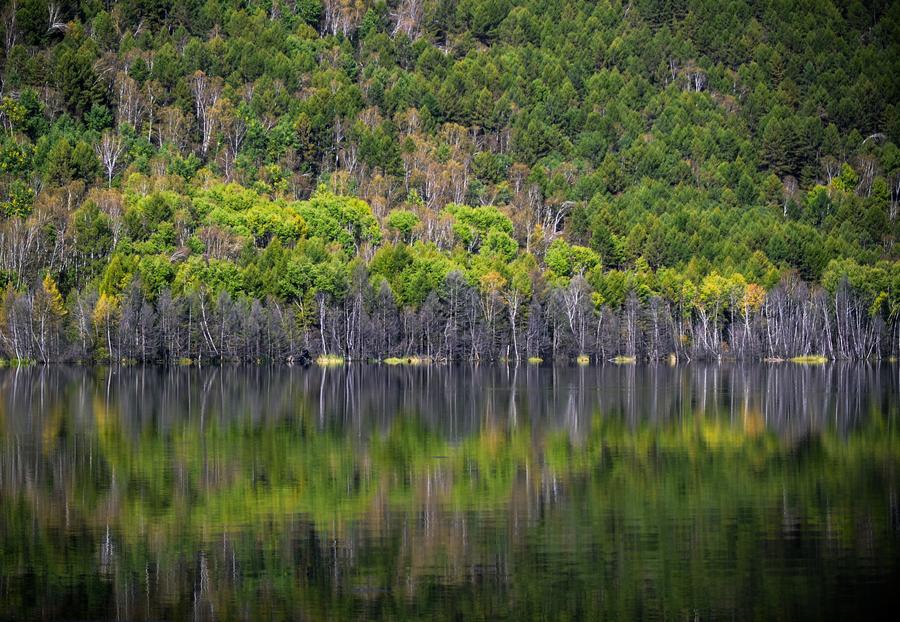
[0,365,898,620]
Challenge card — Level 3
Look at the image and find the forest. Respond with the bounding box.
[0,0,898,363]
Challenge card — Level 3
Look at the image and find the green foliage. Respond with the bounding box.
[545,239,600,280]
[0,140,30,176]
[53,27,105,118]
[100,254,138,297]
[822,258,899,317]
[1,180,34,218]
[44,137,99,184]
[370,242,456,307]
[386,209,419,242]
[124,192,182,241]
[201,184,308,246]
[137,255,176,299]
[481,228,518,261]
[445,203,513,252]
[174,256,245,297]
[296,190,381,252]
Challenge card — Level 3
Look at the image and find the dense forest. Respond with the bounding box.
[0,0,898,363]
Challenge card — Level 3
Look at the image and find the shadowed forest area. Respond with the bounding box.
[0,0,898,362]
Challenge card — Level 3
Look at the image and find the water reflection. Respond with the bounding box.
[0,364,898,620]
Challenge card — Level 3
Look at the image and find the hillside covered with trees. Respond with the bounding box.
[0,0,898,363]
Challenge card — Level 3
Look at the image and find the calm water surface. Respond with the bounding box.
[0,364,898,620]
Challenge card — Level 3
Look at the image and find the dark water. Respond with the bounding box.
[0,364,898,621]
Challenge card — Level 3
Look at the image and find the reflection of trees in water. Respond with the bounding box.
[0,364,897,620]
[2,363,893,442]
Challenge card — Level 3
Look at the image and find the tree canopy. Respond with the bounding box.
[0,0,897,362]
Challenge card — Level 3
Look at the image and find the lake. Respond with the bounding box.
[0,364,898,620]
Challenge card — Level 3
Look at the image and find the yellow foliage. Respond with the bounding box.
[742,283,766,314]
[42,274,66,319]
[92,293,119,327]
[478,270,507,293]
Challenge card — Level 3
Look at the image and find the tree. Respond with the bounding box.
[503,263,531,362]
[562,274,591,355]
[477,270,506,359]
[391,0,424,39]
[114,72,146,130]
[212,98,247,181]
[323,0,368,36]
[445,203,513,253]
[189,71,222,156]
[695,273,730,357]
[54,30,104,118]
[386,209,419,243]
[93,292,119,361]
[297,190,381,253]
[1,180,33,218]
[95,130,125,187]
[31,272,66,360]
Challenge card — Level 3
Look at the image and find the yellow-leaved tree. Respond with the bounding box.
[32,273,68,361]
[93,293,119,362]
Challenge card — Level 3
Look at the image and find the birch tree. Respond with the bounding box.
[189,71,222,156]
[95,130,125,187]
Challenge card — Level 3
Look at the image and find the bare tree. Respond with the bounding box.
[114,72,146,129]
[2,0,17,56]
[855,154,877,198]
[541,200,573,244]
[562,274,591,355]
[144,80,161,142]
[189,71,222,156]
[782,175,799,217]
[323,0,368,36]
[889,169,900,221]
[47,2,67,33]
[212,99,247,180]
[391,0,424,39]
[95,130,125,187]
[680,62,707,92]
[157,106,188,152]
[820,156,841,185]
